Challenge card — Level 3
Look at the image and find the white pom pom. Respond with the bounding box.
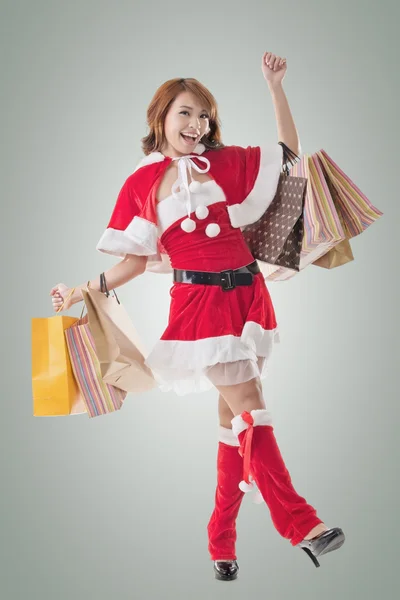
[189,180,202,193]
[195,205,209,220]
[239,480,254,493]
[205,223,220,238]
[252,491,264,504]
[181,218,196,233]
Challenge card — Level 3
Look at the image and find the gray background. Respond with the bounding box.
[1,0,399,598]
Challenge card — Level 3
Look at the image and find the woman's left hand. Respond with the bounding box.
[261,51,287,86]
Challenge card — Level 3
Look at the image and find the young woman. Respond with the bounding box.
[50,51,345,580]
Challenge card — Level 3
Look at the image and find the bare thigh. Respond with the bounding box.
[218,393,235,429]
[216,377,266,418]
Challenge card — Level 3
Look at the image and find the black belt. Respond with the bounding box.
[173,260,260,291]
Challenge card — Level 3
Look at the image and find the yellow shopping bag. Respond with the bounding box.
[32,289,86,417]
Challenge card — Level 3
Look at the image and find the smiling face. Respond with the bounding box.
[161,91,211,157]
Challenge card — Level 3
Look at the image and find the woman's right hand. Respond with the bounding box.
[50,283,74,313]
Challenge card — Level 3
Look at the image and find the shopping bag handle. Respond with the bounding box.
[56,283,89,319]
[278,141,300,176]
[100,272,120,305]
[55,274,120,316]
[56,287,76,314]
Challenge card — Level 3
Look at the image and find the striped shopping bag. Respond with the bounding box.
[65,314,126,418]
[262,149,382,281]
[309,149,383,271]
[315,149,383,238]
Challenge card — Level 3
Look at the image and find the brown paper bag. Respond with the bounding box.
[312,239,354,269]
[81,287,157,394]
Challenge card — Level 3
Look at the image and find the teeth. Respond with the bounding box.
[181,134,198,144]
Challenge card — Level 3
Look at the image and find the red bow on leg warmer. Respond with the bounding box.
[232,409,324,546]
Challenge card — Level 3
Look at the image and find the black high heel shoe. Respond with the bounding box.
[213,560,239,581]
[296,527,345,567]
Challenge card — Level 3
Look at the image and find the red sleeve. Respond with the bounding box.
[106,178,141,231]
[226,143,283,228]
[96,175,158,259]
[95,174,172,273]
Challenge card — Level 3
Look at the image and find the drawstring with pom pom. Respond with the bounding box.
[170,154,211,232]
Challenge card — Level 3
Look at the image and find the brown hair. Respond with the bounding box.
[141,78,225,156]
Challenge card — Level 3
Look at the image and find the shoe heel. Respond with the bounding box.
[301,547,320,568]
[214,571,238,581]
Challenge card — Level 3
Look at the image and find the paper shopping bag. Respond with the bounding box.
[64,314,127,418]
[81,287,157,394]
[263,152,347,281]
[312,238,354,269]
[310,148,382,271]
[242,172,306,272]
[32,314,86,416]
[315,149,383,238]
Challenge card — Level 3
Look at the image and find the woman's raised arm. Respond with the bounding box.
[261,51,301,155]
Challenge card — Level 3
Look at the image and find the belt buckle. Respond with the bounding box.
[220,269,235,291]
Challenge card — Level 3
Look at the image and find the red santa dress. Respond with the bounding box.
[96,141,284,395]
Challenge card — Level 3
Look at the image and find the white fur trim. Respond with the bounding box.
[133,152,165,172]
[227,143,284,228]
[144,323,279,395]
[218,426,240,447]
[157,180,224,234]
[96,228,172,272]
[133,143,206,172]
[194,143,206,154]
[96,217,158,258]
[231,409,273,438]
[145,322,279,372]
[124,217,158,254]
[96,228,136,258]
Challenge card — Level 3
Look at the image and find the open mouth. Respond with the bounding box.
[180,133,198,144]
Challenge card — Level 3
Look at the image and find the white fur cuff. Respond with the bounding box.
[96,217,158,258]
[231,409,273,437]
[227,143,283,228]
[218,426,240,446]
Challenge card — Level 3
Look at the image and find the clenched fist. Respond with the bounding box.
[261,51,287,86]
[49,283,73,313]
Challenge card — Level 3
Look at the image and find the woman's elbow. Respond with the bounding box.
[124,254,148,275]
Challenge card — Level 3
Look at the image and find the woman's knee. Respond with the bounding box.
[216,378,265,416]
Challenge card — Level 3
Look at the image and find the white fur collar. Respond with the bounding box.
[134,143,206,172]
